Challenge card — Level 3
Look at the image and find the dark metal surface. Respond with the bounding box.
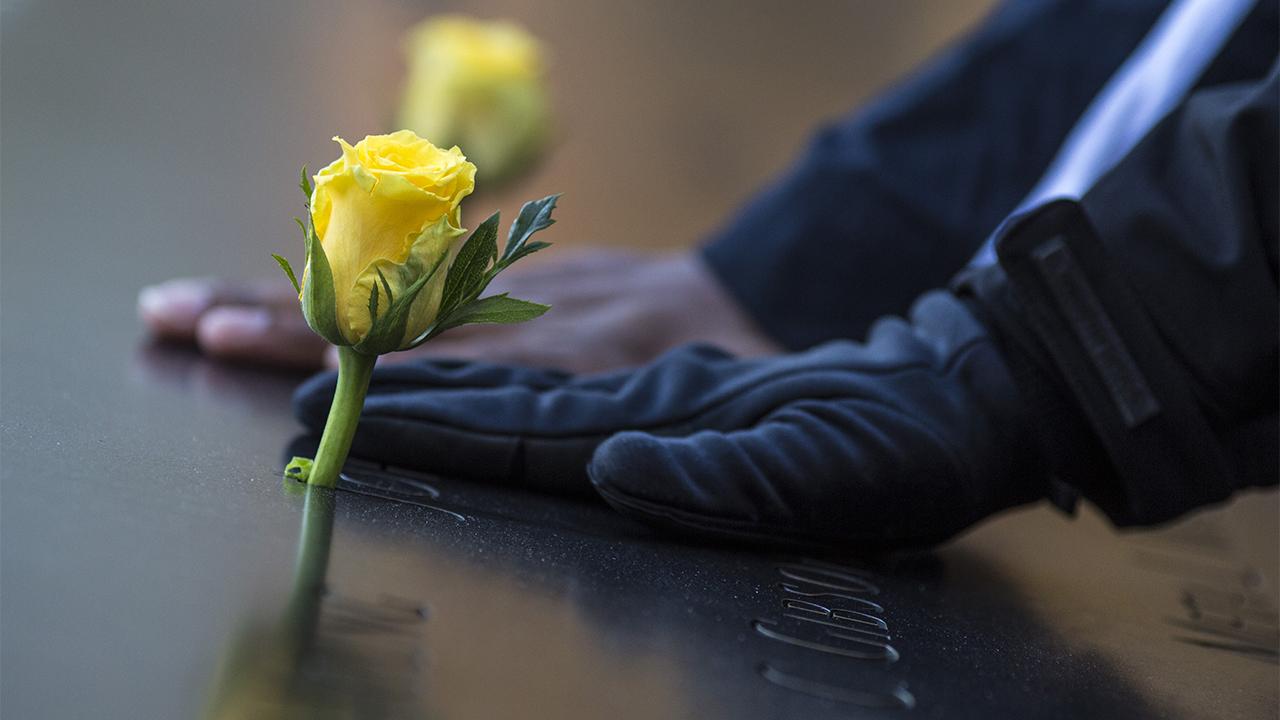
[2,1,1276,718]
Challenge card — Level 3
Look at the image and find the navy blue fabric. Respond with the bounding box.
[700,0,1170,350]
[1080,62,1279,437]
[1070,59,1280,515]
[296,292,1046,547]
[958,60,1280,526]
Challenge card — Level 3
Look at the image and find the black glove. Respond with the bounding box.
[295,291,1049,548]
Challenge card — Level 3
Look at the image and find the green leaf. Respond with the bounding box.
[294,216,309,243]
[501,194,559,266]
[437,294,550,332]
[401,195,561,350]
[299,165,313,200]
[439,212,500,319]
[271,253,301,294]
[368,280,379,323]
[301,229,349,346]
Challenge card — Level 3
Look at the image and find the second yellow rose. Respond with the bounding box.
[398,16,550,186]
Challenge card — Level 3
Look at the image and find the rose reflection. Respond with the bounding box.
[200,473,693,719]
[201,486,430,719]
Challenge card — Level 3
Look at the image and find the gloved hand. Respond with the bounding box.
[294,291,1048,548]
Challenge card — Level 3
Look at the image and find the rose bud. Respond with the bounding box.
[274,129,558,488]
[300,131,475,354]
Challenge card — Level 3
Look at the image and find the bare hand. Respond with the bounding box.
[137,250,781,373]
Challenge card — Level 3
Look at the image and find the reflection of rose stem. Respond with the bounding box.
[308,346,377,488]
[281,484,337,664]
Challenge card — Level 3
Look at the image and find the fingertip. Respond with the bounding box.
[195,306,272,354]
[138,278,216,339]
[197,306,329,370]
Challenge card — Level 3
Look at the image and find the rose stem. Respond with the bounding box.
[307,346,376,488]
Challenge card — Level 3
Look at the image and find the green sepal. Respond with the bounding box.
[298,165,313,200]
[352,253,447,355]
[272,253,301,294]
[436,294,549,332]
[375,267,394,305]
[301,227,349,346]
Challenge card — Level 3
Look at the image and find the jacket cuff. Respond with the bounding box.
[958,200,1238,525]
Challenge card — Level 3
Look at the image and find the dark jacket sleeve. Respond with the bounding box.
[700,0,1170,350]
[962,60,1279,526]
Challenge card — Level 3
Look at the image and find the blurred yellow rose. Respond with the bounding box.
[398,16,550,186]
[305,130,476,352]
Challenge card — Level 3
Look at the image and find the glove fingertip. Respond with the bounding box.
[588,431,692,514]
[590,430,783,547]
[588,431,651,486]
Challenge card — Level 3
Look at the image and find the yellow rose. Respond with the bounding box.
[303,130,476,353]
[276,130,557,489]
[397,16,550,185]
